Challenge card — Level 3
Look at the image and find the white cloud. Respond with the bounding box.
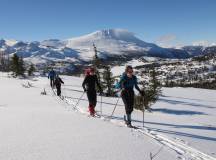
[156,34,176,43]
[155,34,184,48]
[192,40,216,47]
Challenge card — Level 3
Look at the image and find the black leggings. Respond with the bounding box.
[56,86,61,96]
[50,78,54,87]
[87,90,97,107]
[121,89,134,115]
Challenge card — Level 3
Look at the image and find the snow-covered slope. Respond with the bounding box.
[0,73,178,160]
[0,73,215,160]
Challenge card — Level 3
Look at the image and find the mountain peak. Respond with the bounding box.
[92,29,135,39]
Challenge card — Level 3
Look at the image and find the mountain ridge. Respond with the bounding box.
[0,29,215,67]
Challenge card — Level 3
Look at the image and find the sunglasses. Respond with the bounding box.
[127,70,133,74]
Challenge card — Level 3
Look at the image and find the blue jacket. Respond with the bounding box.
[48,70,56,79]
[119,73,141,91]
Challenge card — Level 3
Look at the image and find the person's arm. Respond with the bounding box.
[48,72,50,79]
[82,76,87,91]
[60,78,64,84]
[120,74,126,90]
[134,76,141,92]
[134,76,144,96]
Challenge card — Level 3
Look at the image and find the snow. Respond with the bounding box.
[0,73,177,160]
[5,39,18,46]
[65,29,168,60]
[0,73,215,160]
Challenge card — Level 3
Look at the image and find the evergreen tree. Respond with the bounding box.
[134,68,161,111]
[18,56,25,76]
[0,51,10,72]
[10,54,20,76]
[28,64,36,76]
[10,54,25,77]
[0,51,5,71]
[92,43,102,90]
[92,43,101,68]
[102,65,115,96]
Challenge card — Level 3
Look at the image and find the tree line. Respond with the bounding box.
[0,53,36,77]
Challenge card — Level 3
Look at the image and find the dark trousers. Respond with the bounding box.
[56,86,61,96]
[50,78,54,88]
[121,89,134,115]
[87,90,97,107]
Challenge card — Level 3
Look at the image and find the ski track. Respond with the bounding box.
[47,86,216,160]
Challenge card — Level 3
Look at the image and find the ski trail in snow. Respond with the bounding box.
[133,128,216,160]
[47,86,216,160]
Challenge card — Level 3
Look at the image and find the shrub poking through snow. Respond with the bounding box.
[135,68,161,111]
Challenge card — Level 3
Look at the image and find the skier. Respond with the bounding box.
[82,67,103,116]
[48,68,56,88]
[119,65,144,127]
[54,75,64,96]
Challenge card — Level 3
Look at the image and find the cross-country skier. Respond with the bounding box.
[48,68,56,88]
[82,67,103,116]
[54,75,64,96]
[119,65,144,127]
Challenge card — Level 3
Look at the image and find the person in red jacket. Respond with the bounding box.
[82,67,102,116]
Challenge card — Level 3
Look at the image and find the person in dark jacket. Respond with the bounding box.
[120,65,144,127]
[82,67,102,116]
[48,69,56,88]
[54,75,64,96]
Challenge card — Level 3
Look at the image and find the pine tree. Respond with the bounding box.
[18,56,25,76]
[145,68,162,109]
[28,64,36,76]
[10,54,20,76]
[92,43,102,90]
[134,68,161,111]
[10,54,25,77]
[92,43,100,67]
[0,50,10,71]
[102,65,115,96]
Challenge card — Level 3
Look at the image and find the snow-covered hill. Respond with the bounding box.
[0,73,215,160]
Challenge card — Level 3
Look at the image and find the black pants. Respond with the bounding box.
[50,78,54,88]
[56,86,61,96]
[121,89,134,115]
[87,90,97,107]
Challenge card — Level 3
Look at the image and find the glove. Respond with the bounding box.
[99,89,103,95]
[139,90,145,96]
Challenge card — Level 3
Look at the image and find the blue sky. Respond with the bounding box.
[0,0,215,47]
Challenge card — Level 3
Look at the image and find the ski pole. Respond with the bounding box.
[142,96,145,127]
[110,96,120,118]
[100,95,102,116]
[62,88,84,93]
[74,92,85,108]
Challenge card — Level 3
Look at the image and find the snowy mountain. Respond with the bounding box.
[65,29,184,60]
[0,29,191,66]
[1,29,216,72]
